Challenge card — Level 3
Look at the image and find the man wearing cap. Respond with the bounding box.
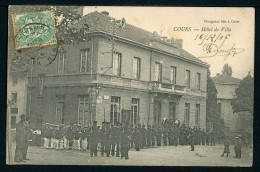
[234,135,242,159]
[66,123,74,150]
[89,121,99,157]
[22,116,31,160]
[120,126,131,160]
[14,114,26,162]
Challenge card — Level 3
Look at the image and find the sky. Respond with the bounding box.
[83,7,254,79]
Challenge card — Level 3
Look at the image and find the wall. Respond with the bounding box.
[178,95,207,130]
[97,36,151,81]
[95,86,150,126]
[7,73,28,127]
[151,51,207,92]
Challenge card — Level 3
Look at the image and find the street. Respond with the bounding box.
[8,143,252,166]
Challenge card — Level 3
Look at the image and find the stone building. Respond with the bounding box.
[27,11,209,129]
[212,74,241,136]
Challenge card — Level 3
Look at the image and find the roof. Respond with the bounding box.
[212,75,241,85]
[72,11,208,66]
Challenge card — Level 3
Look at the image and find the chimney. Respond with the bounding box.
[153,31,158,38]
[162,36,167,42]
[101,11,109,16]
[176,39,183,48]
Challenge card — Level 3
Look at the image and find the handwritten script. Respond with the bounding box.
[199,43,245,60]
[194,32,245,60]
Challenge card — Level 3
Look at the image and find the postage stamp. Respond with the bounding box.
[12,10,57,50]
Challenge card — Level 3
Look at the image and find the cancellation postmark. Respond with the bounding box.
[12,10,57,50]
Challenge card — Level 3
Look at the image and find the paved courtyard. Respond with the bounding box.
[7,143,252,166]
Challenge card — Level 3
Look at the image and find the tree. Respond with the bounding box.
[206,69,224,139]
[221,63,232,76]
[231,72,254,113]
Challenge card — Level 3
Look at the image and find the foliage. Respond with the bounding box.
[54,6,87,43]
[221,63,232,76]
[206,69,224,138]
[231,73,254,113]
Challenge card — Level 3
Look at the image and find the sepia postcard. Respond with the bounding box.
[6,6,254,166]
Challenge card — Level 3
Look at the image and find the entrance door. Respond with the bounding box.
[169,102,176,122]
[153,101,161,124]
[56,102,64,124]
[122,110,131,126]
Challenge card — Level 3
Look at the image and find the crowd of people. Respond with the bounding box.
[30,119,218,159]
[15,116,243,162]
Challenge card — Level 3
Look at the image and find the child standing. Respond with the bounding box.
[221,136,230,157]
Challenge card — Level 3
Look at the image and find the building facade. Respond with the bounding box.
[212,74,241,136]
[7,72,28,139]
[27,11,208,129]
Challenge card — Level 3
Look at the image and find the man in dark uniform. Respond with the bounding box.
[173,124,179,146]
[54,125,63,150]
[201,129,206,145]
[133,127,141,151]
[198,128,202,145]
[184,127,189,145]
[141,125,147,148]
[22,116,31,160]
[105,125,112,157]
[120,126,131,160]
[114,125,121,157]
[189,128,195,151]
[163,127,168,146]
[151,126,157,146]
[168,128,173,146]
[206,130,210,146]
[210,130,216,146]
[66,123,74,150]
[14,114,26,162]
[156,127,162,146]
[179,126,184,145]
[99,124,106,156]
[110,125,117,156]
[89,121,99,157]
[146,125,152,147]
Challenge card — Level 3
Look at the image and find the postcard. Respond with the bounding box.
[6,6,254,166]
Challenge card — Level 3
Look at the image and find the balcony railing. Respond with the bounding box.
[28,73,149,90]
[27,74,206,97]
[149,81,185,94]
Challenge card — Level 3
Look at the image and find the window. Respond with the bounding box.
[32,57,40,66]
[11,108,18,114]
[78,95,89,126]
[170,66,177,84]
[110,97,120,125]
[195,104,200,126]
[80,49,90,73]
[185,70,191,88]
[38,75,44,96]
[169,102,176,121]
[12,75,18,84]
[11,93,17,105]
[153,101,161,124]
[56,95,65,124]
[11,116,16,129]
[131,98,140,127]
[184,103,190,126]
[58,51,66,74]
[113,52,122,76]
[218,103,222,113]
[133,57,141,80]
[155,62,162,82]
[196,73,201,90]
